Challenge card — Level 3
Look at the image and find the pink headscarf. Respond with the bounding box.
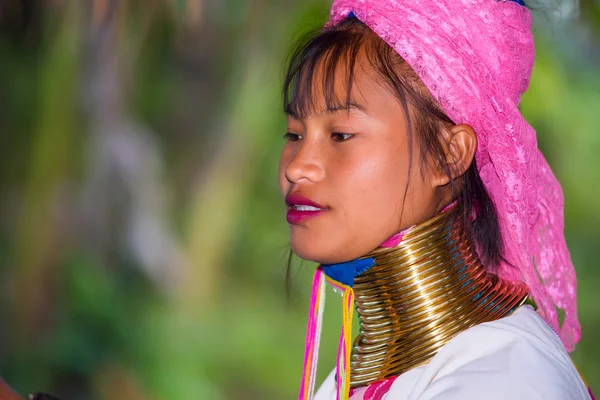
[328,0,580,350]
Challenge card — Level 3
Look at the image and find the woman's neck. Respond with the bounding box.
[349,205,529,387]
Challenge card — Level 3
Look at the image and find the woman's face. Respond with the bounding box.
[279,55,441,264]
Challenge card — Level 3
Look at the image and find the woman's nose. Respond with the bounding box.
[284,141,325,184]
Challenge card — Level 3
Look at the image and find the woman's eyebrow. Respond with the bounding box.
[325,101,367,114]
[284,101,368,119]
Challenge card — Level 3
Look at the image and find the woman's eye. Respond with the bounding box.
[332,132,354,142]
[284,132,302,142]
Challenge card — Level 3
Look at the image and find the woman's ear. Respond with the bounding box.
[431,123,477,187]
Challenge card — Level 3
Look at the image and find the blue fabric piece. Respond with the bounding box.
[507,0,525,5]
[347,11,357,18]
[322,257,376,288]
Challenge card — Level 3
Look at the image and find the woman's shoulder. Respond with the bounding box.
[315,307,591,400]
[386,306,590,399]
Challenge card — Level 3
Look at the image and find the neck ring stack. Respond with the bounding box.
[350,207,529,387]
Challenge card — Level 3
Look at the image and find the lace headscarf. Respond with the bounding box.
[327,0,580,351]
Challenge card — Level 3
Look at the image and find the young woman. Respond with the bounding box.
[280,1,593,399]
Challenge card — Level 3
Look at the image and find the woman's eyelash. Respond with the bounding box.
[284,132,302,141]
[332,132,354,142]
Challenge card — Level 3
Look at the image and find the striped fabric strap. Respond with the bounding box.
[324,275,355,400]
[299,258,375,400]
[297,269,357,400]
[337,286,354,400]
[299,267,326,400]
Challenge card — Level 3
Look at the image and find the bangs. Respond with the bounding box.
[283,18,375,119]
[282,17,452,127]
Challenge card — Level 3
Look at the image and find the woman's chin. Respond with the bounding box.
[290,241,360,265]
[289,242,329,264]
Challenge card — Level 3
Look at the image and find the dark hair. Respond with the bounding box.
[282,17,503,272]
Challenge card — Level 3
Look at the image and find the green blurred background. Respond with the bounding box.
[0,1,598,399]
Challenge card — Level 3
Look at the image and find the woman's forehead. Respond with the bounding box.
[286,49,389,119]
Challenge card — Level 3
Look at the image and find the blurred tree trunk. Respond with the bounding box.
[79,0,184,291]
[10,0,78,351]
[8,2,80,392]
[579,0,600,35]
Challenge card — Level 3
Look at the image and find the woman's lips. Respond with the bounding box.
[285,194,326,225]
[286,208,325,224]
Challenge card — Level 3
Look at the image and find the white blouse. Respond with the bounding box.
[315,306,591,400]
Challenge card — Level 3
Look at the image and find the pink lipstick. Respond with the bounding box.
[285,194,326,225]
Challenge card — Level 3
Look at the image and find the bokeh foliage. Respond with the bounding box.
[0,1,598,399]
